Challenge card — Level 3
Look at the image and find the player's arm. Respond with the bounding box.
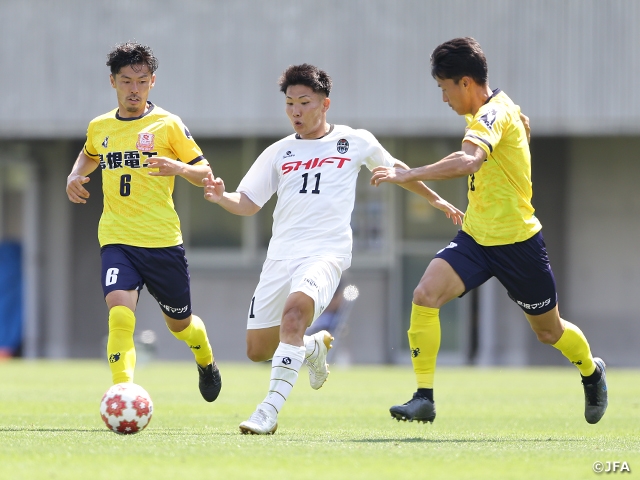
[203,172,261,216]
[66,150,100,204]
[371,141,486,185]
[391,159,464,226]
[146,156,212,186]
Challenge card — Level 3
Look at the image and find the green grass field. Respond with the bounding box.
[1,360,638,480]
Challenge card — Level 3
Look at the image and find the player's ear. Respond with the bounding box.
[109,74,116,89]
[150,73,156,89]
[323,96,331,112]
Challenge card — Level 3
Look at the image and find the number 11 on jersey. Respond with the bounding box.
[299,172,321,194]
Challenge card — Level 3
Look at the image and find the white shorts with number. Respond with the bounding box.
[246,255,350,330]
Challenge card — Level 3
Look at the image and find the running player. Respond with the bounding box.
[66,42,221,401]
[203,63,464,434]
[371,37,607,425]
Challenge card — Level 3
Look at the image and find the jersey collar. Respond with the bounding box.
[483,88,501,105]
[115,101,155,121]
[295,124,334,140]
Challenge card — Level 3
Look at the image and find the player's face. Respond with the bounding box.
[436,77,471,115]
[110,64,155,118]
[285,85,331,139]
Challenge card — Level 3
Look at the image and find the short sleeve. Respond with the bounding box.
[166,115,206,165]
[463,105,506,156]
[354,129,395,171]
[83,122,100,160]
[237,144,280,208]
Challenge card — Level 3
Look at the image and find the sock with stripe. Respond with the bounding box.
[107,306,136,384]
[169,315,214,367]
[260,342,305,416]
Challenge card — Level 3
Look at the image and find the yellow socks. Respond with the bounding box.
[170,315,213,367]
[552,320,596,376]
[107,306,136,384]
[407,303,441,388]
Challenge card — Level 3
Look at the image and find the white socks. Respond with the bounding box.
[260,342,305,416]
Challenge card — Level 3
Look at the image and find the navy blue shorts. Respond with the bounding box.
[434,230,558,315]
[100,244,192,320]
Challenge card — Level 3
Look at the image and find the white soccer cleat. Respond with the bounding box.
[239,407,278,435]
[306,330,333,390]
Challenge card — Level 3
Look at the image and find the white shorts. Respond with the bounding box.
[246,255,350,330]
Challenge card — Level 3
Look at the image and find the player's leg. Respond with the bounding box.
[240,292,312,435]
[245,259,293,362]
[101,245,144,385]
[390,258,464,423]
[142,245,221,402]
[497,231,607,424]
[165,313,221,402]
[298,256,344,390]
[240,259,296,434]
[240,256,340,434]
[391,232,490,423]
[525,307,607,423]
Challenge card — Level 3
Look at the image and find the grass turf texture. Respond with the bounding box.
[0,360,638,480]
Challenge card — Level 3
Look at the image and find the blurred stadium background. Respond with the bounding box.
[0,0,638,367]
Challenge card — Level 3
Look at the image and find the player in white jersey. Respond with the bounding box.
[203,64,464,434]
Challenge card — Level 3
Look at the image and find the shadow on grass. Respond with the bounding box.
[351,437,583,444]
[0,427,242,436]
[0,427,105,432]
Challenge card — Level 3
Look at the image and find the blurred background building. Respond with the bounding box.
[1,0,638,366]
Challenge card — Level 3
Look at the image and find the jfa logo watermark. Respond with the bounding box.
[593,461,631,474]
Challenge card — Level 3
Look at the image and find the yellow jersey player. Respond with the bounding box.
[66,42,221,402]
[371,37,607,426]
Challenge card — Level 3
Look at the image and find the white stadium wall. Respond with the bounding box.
[1,1,639,366]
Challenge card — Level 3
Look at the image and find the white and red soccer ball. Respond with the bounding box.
[100,383,153,434]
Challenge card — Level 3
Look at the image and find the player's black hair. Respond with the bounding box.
[430,37,488,86]
[106,42,159,75]
[279,64,332,97]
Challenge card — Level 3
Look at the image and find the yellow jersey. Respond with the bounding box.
[83,102,206,248]
[461,90,542,246]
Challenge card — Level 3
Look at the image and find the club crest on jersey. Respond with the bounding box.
[136,132,155,151]
[479,109,497,130]
[336,138,349,154]
[102,136,109,148]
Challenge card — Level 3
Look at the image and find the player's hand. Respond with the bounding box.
[146,156,186,177]
[66,174,91,204]
[519,112,531,144]
[203,172,226,203]
[428,196,465,226]
[370,166,412,186]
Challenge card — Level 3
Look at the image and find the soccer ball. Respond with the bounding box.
[100,383,153,434]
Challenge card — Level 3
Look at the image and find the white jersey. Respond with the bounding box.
[237,124,395,260]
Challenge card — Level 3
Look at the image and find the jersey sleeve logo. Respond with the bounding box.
[136,132,155,151]
[184,126,192,139]
[336,139,349,154]
[479,109,498,131]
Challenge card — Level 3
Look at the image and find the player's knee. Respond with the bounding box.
[246,344,270,363]
[412,284,440,309]
[533,329,560,345]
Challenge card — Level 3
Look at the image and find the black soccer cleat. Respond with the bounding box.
[583,357,608,424]
[197,362,222,402]
[390,393,436,424]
